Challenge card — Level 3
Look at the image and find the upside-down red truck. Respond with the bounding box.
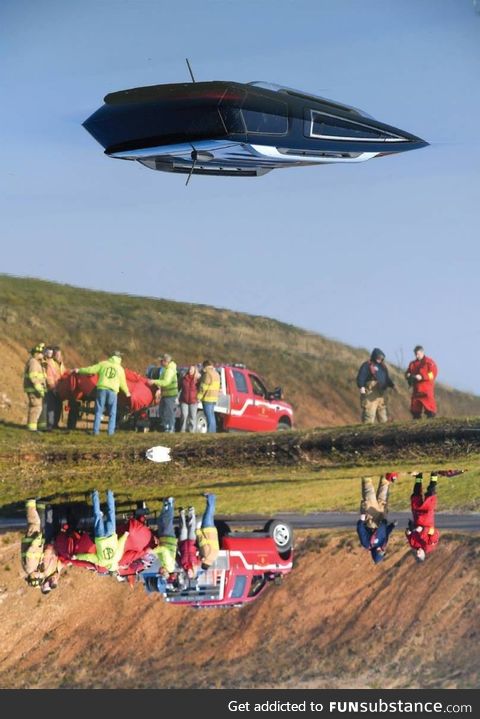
[142,518,294,608]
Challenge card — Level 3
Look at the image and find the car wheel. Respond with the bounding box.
[277,419,291,431]
[195,410,208,433]
[264,519,293,551]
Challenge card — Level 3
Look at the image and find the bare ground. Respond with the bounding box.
[0,531,478,689]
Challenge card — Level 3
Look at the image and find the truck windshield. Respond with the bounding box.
[249,374,267,397]
[230,575,247,599]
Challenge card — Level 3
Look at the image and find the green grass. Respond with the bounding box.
[1,421,479,515]
[1,438,478,516]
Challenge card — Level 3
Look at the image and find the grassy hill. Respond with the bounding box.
[2,274,480,427]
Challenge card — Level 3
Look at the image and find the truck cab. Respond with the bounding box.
[134,363,293,433]
[217,364,293,432]
[142,519,294,608]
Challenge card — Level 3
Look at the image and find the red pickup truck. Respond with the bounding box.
[136,363,294,433]
[142,518,294,608]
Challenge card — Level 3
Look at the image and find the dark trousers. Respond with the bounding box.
[160,396,176,432]
[413,479,437,498]
[46,391,62,429]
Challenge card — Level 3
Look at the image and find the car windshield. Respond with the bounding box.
[241,92,288,135]
[306,110,401,142]
[248,81,373,118]
[249,374,267,397]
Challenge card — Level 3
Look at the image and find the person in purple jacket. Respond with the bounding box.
[356,473,398,564]
[179,365,200,432]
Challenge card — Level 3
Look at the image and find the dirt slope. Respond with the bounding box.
[2,274,480,428]
[0,532,478,689]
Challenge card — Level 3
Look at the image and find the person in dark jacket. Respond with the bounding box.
[357,473,398,563]
[356,348,395,423]
[179,365,200,432]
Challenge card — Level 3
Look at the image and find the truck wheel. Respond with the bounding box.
[277,419,291,431]
[195,411,208,434]
[263,520,293,551]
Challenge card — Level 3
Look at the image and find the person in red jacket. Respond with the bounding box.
[405,346,438,419]
[116,516,155,577]
[406,472,440,561]
[178,505,201,578]
[56,513,154,578]
[179,365,200,433]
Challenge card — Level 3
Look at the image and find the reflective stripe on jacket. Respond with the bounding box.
[196,527,219,567]
[406,356,438,412]
[23,357,46,394]
[152,536,177,573]
[21,534,44,574]
[21,536,60,578]
[197,367,220,403]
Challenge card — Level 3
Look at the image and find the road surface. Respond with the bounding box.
[221,512,480,531]
[1,512,479,531]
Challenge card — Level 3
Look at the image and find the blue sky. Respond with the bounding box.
[1,0,480,393]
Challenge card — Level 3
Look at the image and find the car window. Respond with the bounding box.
[241,93,288,135]
[230,575,247,599]
[218,106,246,134]
[233,370,248,394]
[306,110,391,141]
[248,575,267,598]
[249,374,267,397]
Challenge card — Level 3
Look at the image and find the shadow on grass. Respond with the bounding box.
[0,490,165,518]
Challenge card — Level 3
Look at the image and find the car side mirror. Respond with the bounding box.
[268,386,283,400]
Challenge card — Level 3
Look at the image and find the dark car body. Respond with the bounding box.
[83,80,428,178]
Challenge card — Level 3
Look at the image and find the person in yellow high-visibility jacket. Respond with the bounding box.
[21,499,61,593]
[23,343,47,431]
[75,490,129,573]
[74,351,130,435]
[148,353,178,433]
[151,496,178,593]
[197,360,220,433]
[196,493,219,569]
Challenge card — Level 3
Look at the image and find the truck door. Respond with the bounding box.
[248,373,276,431]
[225,368,253,431]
